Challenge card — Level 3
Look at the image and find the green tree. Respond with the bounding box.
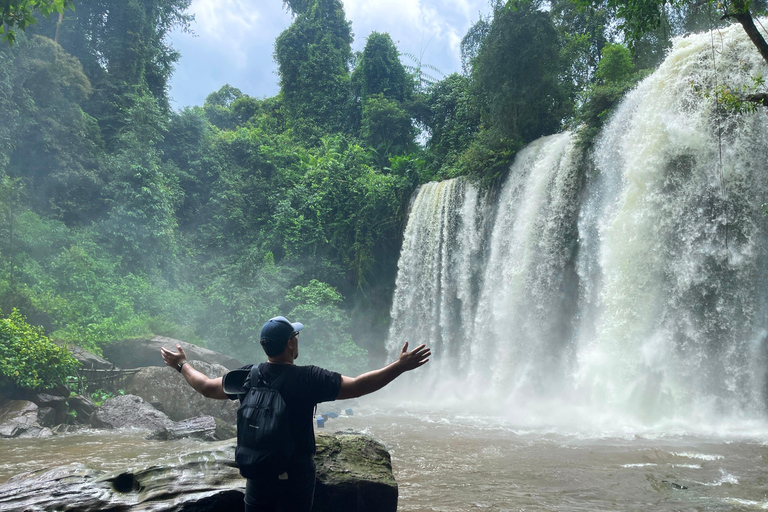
[0,308,78,392]
[285,279,367,374]
[1,35,103,224]
[569,0,768,68]
[99,93,180,273]
[576,43,645,147]
[0,0,72,44]
[352,32,412,103]
[274,0,353,143]
[41,0,192,145]
[361,94,415,152]
[473,1,570,144]
[419,73,481,177]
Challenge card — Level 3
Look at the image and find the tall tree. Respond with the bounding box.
[2,35,103,223]
[351,32,415,152]
[274,0,353,143]
[473,1,570,144]
[37,0,192,145]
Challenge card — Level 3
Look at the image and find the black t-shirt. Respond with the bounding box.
[226,363,341,458]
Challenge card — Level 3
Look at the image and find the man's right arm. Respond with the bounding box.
[160,344,228,400]
[337,341,430,400]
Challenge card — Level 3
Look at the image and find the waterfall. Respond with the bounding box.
[387,23,768,429]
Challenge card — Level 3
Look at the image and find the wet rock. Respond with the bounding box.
[52,423,84,434]
[0,433,398,512]
[314,431,398,512]
[148,415,236,441]
[37,406,57,427]
[0,459,244,512]
[90,394,173,431]
[33,392,68,424]
[123,361,238,423]
[0,400,38,437]
[60,344,114,370]
[68,394,97,425]
[662,480,688,490]
[14,424,54,438]
[103,336,244,370]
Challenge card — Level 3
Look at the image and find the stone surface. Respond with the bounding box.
[103,336,244,370]
[313,431,398,512]
[123,361,239,423]
[90,394,174,431]
[0,400,39,438]
[0,433,398,512]
[61,344,115,370]
[147,415,237,441]
[37,406,56,427]
[68,394,97,425]
[33,393,68,425]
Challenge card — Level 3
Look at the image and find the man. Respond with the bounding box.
[160,315,431,512]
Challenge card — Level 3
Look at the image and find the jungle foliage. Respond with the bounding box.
[0,0,742,387]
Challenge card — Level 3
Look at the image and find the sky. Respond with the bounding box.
[166,0,494,109]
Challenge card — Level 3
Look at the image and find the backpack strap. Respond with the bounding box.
[248,364,291,390]
[262,366,291,391]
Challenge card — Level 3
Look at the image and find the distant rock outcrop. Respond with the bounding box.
[103,336,244,370]
[122,361,239,423]
[62,344,114,370]
[90,394,173,431]
[0,433,398,512]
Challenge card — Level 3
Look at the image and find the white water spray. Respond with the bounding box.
[387,23,768,431]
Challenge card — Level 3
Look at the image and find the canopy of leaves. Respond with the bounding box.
[0,0,72,43]
[0,308,79,391]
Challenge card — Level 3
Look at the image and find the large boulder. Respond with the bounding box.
[0,399,53,439]
[0,433,398,512]
[32,392,68,425]
[103,336,244,370]
[313,431,398,512]
[90,394,174,431]
[122,361,239,423]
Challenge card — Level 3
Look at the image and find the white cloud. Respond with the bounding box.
[182,0,290,68]
[192,0,264,38]
[342,0,489,77]
[168,0,492,107]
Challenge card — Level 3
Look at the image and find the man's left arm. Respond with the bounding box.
[160,344,228,400]
[336,341,430,400]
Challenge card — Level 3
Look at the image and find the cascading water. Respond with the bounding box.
[387,22,768,430]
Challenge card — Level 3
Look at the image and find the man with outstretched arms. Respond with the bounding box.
[160,315,431,512]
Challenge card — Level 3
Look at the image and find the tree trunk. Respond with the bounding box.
[731,0,768,67]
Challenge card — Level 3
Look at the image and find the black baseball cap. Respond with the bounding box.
[260,316,303,355]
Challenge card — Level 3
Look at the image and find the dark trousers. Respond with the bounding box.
[244,458,316,512]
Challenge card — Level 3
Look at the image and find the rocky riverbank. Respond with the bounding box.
[0,338,396,511]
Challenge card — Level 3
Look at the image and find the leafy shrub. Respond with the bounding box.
[0,308,79,392]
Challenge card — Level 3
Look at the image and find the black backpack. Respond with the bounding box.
[235,365,294,478]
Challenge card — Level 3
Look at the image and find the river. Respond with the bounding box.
[2,400,768,511]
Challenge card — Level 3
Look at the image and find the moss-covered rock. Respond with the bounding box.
[314,431,398,512]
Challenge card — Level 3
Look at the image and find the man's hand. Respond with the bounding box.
[160,344,227,399]
[337,341,432,400]
[160,344,187,369]
[396,341,431,372]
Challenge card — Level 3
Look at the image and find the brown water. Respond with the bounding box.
[2,406,768,511]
